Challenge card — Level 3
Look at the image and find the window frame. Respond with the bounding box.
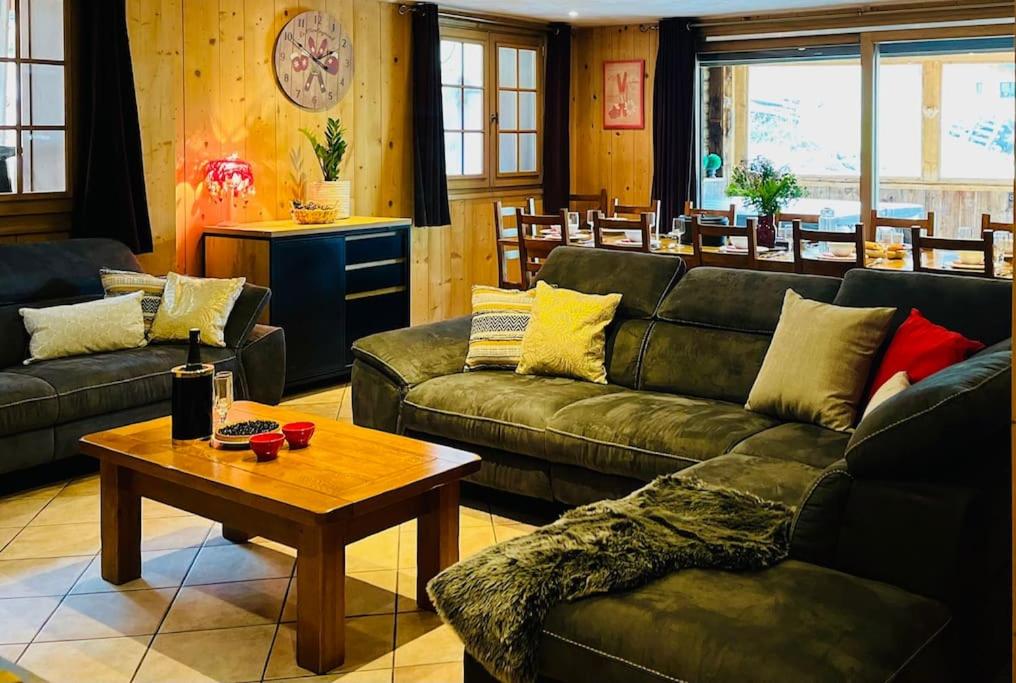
[439,24,544,193]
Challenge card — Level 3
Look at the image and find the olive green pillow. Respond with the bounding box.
[746,289,895,432]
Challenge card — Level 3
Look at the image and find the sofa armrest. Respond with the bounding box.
[224,284,271,350]
[351,316,471,389]
[237,324,286,405]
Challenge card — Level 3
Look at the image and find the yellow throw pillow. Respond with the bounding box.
[149,272,245,347]
[20,291,147,364]
[516,281,622,384]
[465,285,536,371]
[746,289,895,432]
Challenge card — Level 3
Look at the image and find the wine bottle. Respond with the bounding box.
[171,328,215,441]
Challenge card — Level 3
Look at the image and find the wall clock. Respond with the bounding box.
[274,11,353,111]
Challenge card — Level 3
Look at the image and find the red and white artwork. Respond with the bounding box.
[603,60,645,130]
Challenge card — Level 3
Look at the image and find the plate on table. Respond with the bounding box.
[616,238,662,248]
[946,261,986,271]
[718,245,769,254]
[215,419,281,448]
[816,252,856,262]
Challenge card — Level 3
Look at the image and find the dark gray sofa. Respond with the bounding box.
[0,238,286,475]
[352,247,1012,681]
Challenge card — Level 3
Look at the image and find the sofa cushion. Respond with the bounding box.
[544,391,779,481]
[537,560,952,683]
[0,372,58,436]
[7,345,238,424]
[728,422,850,469]
[402,372,625,457]
[679,454,823,507]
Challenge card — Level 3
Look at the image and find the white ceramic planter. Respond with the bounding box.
[309,179,352,219]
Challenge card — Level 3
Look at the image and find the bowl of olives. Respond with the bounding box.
[215,419,281,446]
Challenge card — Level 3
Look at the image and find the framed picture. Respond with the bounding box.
[603,59,645,130]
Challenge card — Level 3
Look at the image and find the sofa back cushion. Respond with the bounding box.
[0,239,140,368]
[535,247,685,388]
[641,268,842,403]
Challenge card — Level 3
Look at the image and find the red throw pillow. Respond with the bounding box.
[869,309,985,396]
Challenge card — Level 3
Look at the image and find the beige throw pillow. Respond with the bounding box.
[464,285,536,371]
[861,370,910,421]
[746,289,895,432]
[20,291,147,364]
[149,272,245,347]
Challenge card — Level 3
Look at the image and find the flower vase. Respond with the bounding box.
[309,180,352,219]
[756,214,776,249]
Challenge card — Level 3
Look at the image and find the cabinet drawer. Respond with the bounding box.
[346,261,406,294]
[345,291,409,366]
[345,231,405,265]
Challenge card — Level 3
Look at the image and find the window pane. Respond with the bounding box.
[463,88,483,130]
[0,0,14,58]
[519,91,536,130]
[442,86,461,130]
[519,49,537,89]
[519,133,537,172]
[498,47,517,88]
[463,132,483,175]
[0,129,15,193]
[22,0,62,60]
[440,40,462,86]
[463,42,483,87]
[0,61,15,126]
[21,63,63,126]
[22,129,64,192]
[498,133,517,173]
[444,132,462,176]
[940,62,1015,180]
[877,62,922,177]
[498,90,517,130]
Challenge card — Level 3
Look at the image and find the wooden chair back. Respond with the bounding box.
[695,216,755,269]
[612,198,661,227]
[591,213,653,253]
[568,190,609,215]
[493,198,536,289]
[683,200,736,226]
[515,208,571,288]
[776,212,820,227]
[912,227,994,278]
[745,218,795,273]
[981,213,1014,234]
[792,221,865,277]
[869,210,935,241]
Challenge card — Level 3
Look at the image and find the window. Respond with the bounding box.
[0,0,69,196]
[440,26,542,190]
[940,61,1015,180]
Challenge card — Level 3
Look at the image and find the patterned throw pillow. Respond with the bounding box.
[464,285,536,371]
[100,268,166,335]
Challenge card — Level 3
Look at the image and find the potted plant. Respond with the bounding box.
[725,157,805,248]
[300,117,351,218]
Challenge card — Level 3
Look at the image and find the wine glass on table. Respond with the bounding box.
[672,218,686,247]
[213,371,233,435]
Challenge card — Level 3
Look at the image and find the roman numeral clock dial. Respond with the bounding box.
[274,11,353,111]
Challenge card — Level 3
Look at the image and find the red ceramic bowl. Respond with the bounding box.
[282,421,316,449]
[250,432,284,461]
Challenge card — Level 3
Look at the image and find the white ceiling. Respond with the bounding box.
[430,0,913,25]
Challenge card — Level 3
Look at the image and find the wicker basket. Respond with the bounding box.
[291,206,339,224]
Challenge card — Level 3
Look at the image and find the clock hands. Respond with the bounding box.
[287,36,340,74]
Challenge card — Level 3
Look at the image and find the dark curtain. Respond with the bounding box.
[72,0,153,254]
[651,18,698,231]
[542,24,571,214]
[411,3,451,227]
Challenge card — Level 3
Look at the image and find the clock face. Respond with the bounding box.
[273,11,353,111]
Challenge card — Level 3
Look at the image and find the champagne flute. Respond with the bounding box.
[213,371,233,433]
[672,217,686,246]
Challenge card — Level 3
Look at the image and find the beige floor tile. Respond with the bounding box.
[60,475,100,496]
[35,587,175,641]
[395,570,420,613]
[203,525,298,557]
[286,403,341,420]
[347,528,399,572]
[29,493,99,526]
[17,636,149,683]
[134,624,276,683]
[394,662,463,683]
[185,542,295,586]
[0,528,17,551]
[141,515,213,551]
[269,672,392,683]
[394,611,463,667]
[0,555,92,598]
[161,578,288,632]
[0,642,27,663]
[282,571,397,622]
[265,616,395,679]
[398,526,497,569]
[0,596,60,644]
[0,522,100,560]
[400,505,493,534]
[493,524,532,543]
[0,495,53,528]
[142,499,193,519]
[71,547,198,594]
[283,385,347,406]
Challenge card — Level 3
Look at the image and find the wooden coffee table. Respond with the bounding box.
[79,401,480,674]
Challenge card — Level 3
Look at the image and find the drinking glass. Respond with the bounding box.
[994,231,1012,270]
[213,371,233,431]
[672,218,686,246]
[958,226,975,241]
[876,226,894,246]
[585,209,599,229]
[567,212,580,234]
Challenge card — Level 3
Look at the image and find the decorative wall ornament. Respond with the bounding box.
[603,59,645,130]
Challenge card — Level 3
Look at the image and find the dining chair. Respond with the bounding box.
[912,227,994,278]
[683,200,737,226]
[869,209,935,241]
[981,213,1014,234]
[591,213,653,253]
[611,198,661,227]
[568,189,609,215]
[515,208,571,288]
[792,220,865,277]
[493,198,536,289]
[747,218,795,273]
[775,211,820,227]
[695,217,755,269]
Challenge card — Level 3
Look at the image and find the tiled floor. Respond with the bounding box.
[0,384,537,683]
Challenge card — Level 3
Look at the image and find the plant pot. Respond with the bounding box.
[308,180,351,219]
[756,214,776,249]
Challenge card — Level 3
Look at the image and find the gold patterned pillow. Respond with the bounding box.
[516,281,623,384]
[100,268,166,335]
[149,272,246,347]
[465,285,536,371]
[19,292,147,364]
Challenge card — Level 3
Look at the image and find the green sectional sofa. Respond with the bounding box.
[351,247,1012,682]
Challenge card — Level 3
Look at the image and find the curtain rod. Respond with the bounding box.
[397,4,556,31]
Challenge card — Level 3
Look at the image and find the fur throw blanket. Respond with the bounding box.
[427,475,792,683]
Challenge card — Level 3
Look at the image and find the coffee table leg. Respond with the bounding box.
[297,523,345,674]
[99,461,141,584]
[417,481,460,611]
[221,526,251,543]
